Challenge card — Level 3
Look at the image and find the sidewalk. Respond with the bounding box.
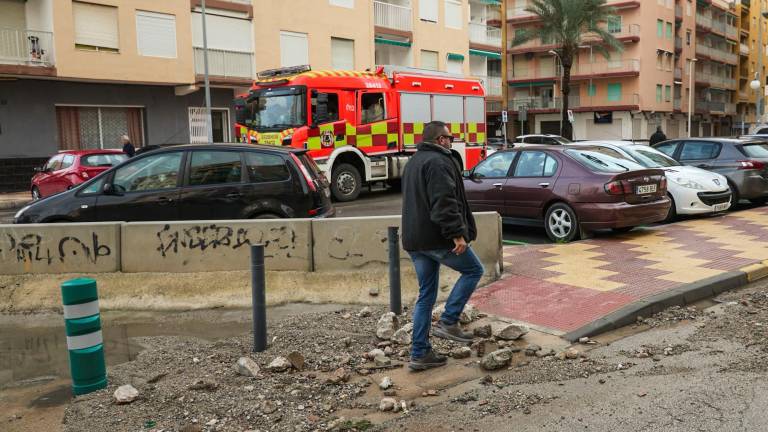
[0,191,30,211]
[471,206,768,340]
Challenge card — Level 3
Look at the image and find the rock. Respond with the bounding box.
[383,389,397,397]
[536,349,555,358]
[188,380,217,391]
[367,348,386,359]
[494,324,529,341]
[578,337,591,344]
[391,323,414,345]
[636,351,650,359]
[244,385,254,391]
[376,312,399,340]
[451,347,472,359]
[480,348,513,370]
[599,378,606,384]
[379,397,397,412]
[431,303,479,324]
[652,355,662,362]
[379,376,393,390]
[374,355,391,367]
[261,401,278,414]
[524,344,541,356]
[266,356,292,372]
[286,351,305,371]
[565,348,580,359]
[341,337,352,347]
[113,384,139,404]
[358,306,372,317]
[473,324,492,338]
[555,351,567,361]
[341,313,352,319]
[235,357,260,377]
[205,419,218,426]
[384,346,393,356]
[426,389,438,396]
[369,286,380,297]
[326,367,350,384]
[377,341,392,348]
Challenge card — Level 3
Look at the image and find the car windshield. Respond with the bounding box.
[236,87,306,132]
[741,143,768,158]
[566,147,644,173]
[624,146,680,168]
[81,153,128,167]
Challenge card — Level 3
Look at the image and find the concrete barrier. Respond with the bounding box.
[0,223,120,275]
[120,220,312,272]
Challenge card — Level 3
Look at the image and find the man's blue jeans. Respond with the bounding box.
[408,247,484,359]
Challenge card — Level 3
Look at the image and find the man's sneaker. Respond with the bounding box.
[433,320,474,344]
[409,349,448,371]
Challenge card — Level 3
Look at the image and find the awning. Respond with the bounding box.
[374,36,411,48]
[447,53,465,61]
[469,49,501,60]
[509,81,555,87]
[480,0,501,5]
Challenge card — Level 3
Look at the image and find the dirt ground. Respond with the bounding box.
[6,277,768,431]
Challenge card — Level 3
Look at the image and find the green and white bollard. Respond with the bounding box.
[61,277,107,395]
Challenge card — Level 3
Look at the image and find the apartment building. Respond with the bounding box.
[0,0,254,190]
[735,0,768,131]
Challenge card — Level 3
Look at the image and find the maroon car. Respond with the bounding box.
[32,150,127,200]
[463,145,671,242]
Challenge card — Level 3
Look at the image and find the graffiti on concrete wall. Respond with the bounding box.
[1,232,112,265]
[327,226,389,262]
[155,224,298,258]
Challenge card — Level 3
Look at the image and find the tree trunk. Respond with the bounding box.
[561,63,573,140]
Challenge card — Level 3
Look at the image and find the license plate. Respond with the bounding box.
[713,202,729,212]
[636,184,657,194]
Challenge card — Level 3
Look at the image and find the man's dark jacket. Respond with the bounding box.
[649,131,667,146]
[401,142,477,251]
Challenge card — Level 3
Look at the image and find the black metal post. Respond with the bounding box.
[251,244,267,352]
[388,226,402,315]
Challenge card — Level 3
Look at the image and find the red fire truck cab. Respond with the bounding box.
[235,65,487,202]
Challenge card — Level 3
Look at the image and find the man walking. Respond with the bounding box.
[649,125,667,145]
[401,120,484,371]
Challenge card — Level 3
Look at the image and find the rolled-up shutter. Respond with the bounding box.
[73,2,119,49]
[136,11,177,58]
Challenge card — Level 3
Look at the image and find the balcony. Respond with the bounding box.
[696,13,712,29]
[675,36,683,51]
[572,59,641,78]
[740,43,750,56]
[193,47,253,79]
[675,4,683,20]
[478,75,502,96]
[374,1,413,32]
[674,98,681,110]
[469,22,502,47]
[696,73,737,89]
[726,25,739,40]
[708,47,738,64]
[0,28,54,67]
[695,44,710,57]
[675,67,682,80]
[509,93,640,112]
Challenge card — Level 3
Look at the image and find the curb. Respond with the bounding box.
[0,199,30,211]
[562,263,768,342]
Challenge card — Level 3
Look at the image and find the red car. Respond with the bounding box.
[32,150,128,199]
[463,145,671,242]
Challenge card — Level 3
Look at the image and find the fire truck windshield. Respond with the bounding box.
[237,87,306,132]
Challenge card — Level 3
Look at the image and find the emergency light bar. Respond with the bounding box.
[256,64,311,80]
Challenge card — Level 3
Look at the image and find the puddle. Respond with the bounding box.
[0,303,347,388]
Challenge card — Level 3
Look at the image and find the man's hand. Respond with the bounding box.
[452,237,468,255]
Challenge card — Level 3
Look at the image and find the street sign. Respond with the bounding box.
[501,110,508,123]
[567,110,574,123]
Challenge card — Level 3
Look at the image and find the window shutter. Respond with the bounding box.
[136,11,177,58]
[329,0,354,7]
[191,12,252,52]
[420,0,438,22]
[446,58,463,74]
[280,31,309,67]
[331,38,354,70]
[445,0,462,29]
[421,50,438,70]
[73,2,119,49]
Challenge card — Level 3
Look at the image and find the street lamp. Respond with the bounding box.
[548,50,563,135]
[687,58,698,138]
[751,75,762,127]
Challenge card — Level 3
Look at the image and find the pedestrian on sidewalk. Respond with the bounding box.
[401,120,484,372]
[121,135,135,158]
[649,125,667,145]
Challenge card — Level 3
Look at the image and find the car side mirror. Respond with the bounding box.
[102,182,120,195]
[462,169,473,179]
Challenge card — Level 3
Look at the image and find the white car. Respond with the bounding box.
[574,141,732,221]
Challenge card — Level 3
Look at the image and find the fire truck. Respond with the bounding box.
[234,65,487,202]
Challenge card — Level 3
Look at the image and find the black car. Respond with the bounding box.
[14,144,335,223]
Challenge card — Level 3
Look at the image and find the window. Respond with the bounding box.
[189,151,243,186]
[136,11,177,58]
[666,22,673,39]
[192,12,252,53]
[665,85,672,102]
[654,141,678,156]
[61,154,76,170]
[421,50,439,70]
[473,152,516,178]
[445,0,462,29]
[56,106,144,150]
[741,143,768,158]
[361,92,386,123]
[447,56,463,74]
[45,155,63,172]
[514,152,557,177]
[680,141,721,160]
[331,37,354,70]
[420,0,439,22]
[73,1,119,51]
[311,92,340,123]
[686,30,691,45]
[81,153,128,167]
[329,0,354,7]
[607,16,622,34]
[565,148,641,173]
[657,19,664,38]
[280,31,308,67]
[607,83,622,102]
[245,152,290,183]
[588,83,596,97]
[112,152,182,192]
[656,84,663,103]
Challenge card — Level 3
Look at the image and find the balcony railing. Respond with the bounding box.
[675,67,682,80]
[741,43,750,56]
[673,98,681,110]
[695,100,737,114]
[695,44,710,57]
[374,1,413,32]
[696,13,712,28]
[712,20,726,34]
[726,25,738,40]
[675,36,683,51]
[0,28,53,66]
[697,72,738,89]
[193,47,253,79]
[675,4,682,18]
[478,75,502,96]
[469,22,502,47]
[572,59,641,77]
[708,47,738,64]
[509,93,640,111]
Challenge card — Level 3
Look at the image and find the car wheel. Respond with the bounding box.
[331,163,362,202]
[728,182,740,208]
[663,194,677,224]
[544,203,579,243]
[31,186,41,200]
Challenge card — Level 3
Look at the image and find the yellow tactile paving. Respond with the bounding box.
[682,219,768,261]
[540,243,622,291]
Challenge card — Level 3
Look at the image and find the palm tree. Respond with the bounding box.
[512,0,623,140]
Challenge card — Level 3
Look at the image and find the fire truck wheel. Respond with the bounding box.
[331,163,362,202]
